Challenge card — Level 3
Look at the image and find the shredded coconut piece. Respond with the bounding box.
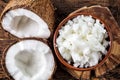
[56,15,110,68]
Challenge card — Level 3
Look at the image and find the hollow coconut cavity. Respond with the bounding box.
[5,40,55,80]
[1,8,50,38]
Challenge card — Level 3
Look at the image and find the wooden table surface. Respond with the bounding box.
[0,0,120,80]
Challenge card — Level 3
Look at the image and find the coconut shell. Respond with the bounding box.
[0,0,55,39]
[1,38,56,80]
[0,39,17,80]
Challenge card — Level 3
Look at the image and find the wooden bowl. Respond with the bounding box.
[53,13,113,71]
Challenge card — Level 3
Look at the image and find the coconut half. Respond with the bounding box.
[5,40,55,80]
[2,8,50,38]
[0,0,55,39]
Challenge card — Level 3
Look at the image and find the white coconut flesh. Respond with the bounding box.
[2,8,50,38]
[56,15,110,68]
[5,40,55,80]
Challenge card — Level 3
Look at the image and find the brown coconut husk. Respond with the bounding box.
[0,39,17,79]
[1,38,56,80]
[0,0,56,79]
[0,0,55,39]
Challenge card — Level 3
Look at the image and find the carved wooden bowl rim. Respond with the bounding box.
[53,12,113,71]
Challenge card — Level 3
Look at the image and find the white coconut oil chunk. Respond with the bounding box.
[5,40,55,80]
[2,8,50,38]
[56,15,110,68]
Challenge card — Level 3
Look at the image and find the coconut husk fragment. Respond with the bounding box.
[0,0,55,39]
[1,39,56,80]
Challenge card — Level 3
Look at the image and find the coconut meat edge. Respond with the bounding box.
[5,40,55,80]
[2,8,50,38]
